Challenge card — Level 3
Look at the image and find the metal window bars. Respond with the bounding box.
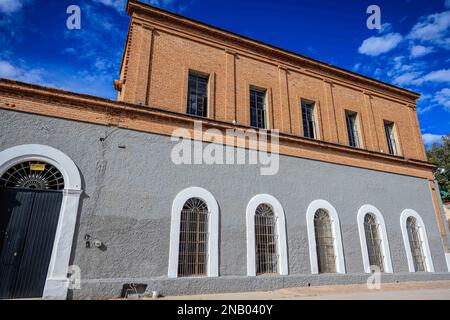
[314,209,336,274]
[0,161,65,191]
[406,216,426,272]
[177,197,209,277]
[254,203,278,275]
[364,213,384,272]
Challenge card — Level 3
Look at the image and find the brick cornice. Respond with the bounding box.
[126,0,420,104]
[0,78,434,179]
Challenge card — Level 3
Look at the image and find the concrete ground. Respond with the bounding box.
[157,280,450,300]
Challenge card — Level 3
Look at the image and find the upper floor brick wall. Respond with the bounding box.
[117,1,426,162]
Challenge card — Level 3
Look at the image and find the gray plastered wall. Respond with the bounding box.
[0,109,448,299]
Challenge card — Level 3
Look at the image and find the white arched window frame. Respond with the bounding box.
[0,144,82,299]
[168,187,219,278]
[306,199,346,274]
[357,205,393,273]
[246,194,288,276]
[400,209,435,272]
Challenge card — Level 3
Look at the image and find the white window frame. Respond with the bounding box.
[246,194,288,276]
[306,199,346,274]
[168,187,219,278]
[357,205,393,273]
[0,144,82,299]
[400,209,435,272]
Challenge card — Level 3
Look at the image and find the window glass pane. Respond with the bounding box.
[406,217,426,272]
[345,112,360,148]
[250,89,266,129]
[178,198,209,277]
[255,204,277,275]
[314,209,336,273]
[384,122,398,155]
[187,73,208,117]
[301,102,316,139]
[364,213,384,272]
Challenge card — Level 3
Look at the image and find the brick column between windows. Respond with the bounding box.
[225,49,237,123]
[278,65,292,134]
[363,92,379,151]
[322,80,339,144]
[122,21,154,106]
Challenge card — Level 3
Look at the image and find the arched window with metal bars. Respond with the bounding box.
[406,216,426,272]
[254,203,278,275]
[364,213,384,272]
[0,161,65,191]
[314,209,336,274]
[177,197,209,277]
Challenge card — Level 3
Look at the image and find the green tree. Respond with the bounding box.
[427,134,450,202]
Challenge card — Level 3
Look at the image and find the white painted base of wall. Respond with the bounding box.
[43,278,69,300]
[445,253,450,272]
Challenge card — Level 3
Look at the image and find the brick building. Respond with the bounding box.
[0,0,449,299]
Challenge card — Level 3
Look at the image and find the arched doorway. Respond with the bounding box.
[0,145,81,299]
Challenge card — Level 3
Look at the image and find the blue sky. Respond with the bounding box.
[0,0,449,147]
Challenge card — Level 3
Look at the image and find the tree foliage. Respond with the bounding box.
[427,134,450,202]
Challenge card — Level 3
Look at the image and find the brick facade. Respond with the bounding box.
[118,0,426,163]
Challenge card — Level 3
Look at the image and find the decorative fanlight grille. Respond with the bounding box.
[255,203,278,275]
[406,216,426,272]
[0,161,65,191]
[178,197,209,277]
[314,209,336,274]
[364,213,384,272]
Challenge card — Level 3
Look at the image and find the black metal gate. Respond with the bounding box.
[0,187,62,299]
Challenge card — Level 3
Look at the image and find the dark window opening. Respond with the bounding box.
[187,73,208,117]
[301,101,317,139]
[364,213,384,272]
[250,88,267,129]
[254,203,278,275]
[177,197,209,277]
[314,209,336,274]
[406,216,426,272]
[345,111,360,148]
[384,121,398,155]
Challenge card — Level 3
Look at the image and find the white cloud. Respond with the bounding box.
[393,69,450,85]
[393,72,422,85]
[378,23,393,34]
[92,0,179,13]
[408,11,450,49]
[92,0,125,12]
[422,133,444,146]
[420,69,450,83]
[62,48,77,55]
[410,45,434,58]
[0,60,45,84]
[434,88,450,111]
[0,0,27,14]
[358,33,403,56]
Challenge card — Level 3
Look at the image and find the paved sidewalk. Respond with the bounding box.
[158,281,450,300]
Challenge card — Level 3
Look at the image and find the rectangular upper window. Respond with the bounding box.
[345,111,361,148]
[187,72,208,117]
[250,88,267,129]
[301,100,317,139]
[384,121,399,155]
